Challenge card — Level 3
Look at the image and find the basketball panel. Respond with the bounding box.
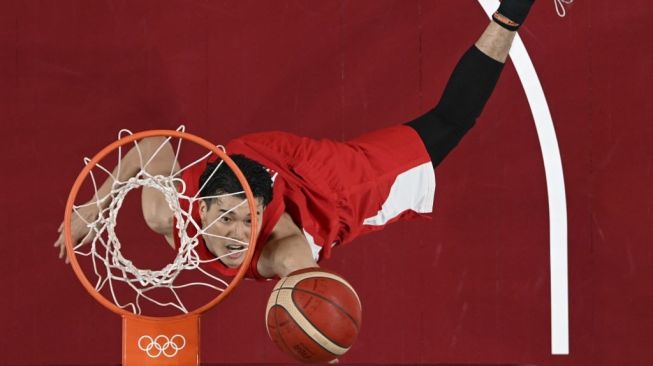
[292,288,359,347]
[294,277,362,327]
[267,304,338,363]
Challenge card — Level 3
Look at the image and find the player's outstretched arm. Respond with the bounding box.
[257,213,319,278]
[258,234,319,278]
[406,0,534,167]
[54,137,180,263]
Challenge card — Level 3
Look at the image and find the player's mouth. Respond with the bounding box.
[225,244,247,260]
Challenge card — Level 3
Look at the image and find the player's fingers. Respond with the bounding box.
[58,222,63,233]
[54,233,66,251]
[62,245,71,265]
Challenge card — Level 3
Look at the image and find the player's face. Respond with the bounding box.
[199,195,264,268]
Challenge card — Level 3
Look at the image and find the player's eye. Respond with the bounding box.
[220,216,232,223]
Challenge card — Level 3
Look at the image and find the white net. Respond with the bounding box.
[71,126,253,315]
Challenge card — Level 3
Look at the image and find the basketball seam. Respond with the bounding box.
[287,275,360,306]
[289,288,358,349]
[277,286,361,332]
[280,271,361,306]
[285,291,340,358]
[272,277,295,358]
[274,289,339,359]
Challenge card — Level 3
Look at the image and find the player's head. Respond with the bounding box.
[197,154,273,268]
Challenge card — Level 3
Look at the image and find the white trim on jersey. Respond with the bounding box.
[362,162,436,226]
[302,229,324,261]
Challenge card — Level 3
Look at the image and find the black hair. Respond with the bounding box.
[198,154,273,207]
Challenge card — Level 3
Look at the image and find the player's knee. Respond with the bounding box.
[432,103,477,132]
[453,116,476,134]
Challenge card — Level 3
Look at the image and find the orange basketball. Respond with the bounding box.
[265,268,362,363]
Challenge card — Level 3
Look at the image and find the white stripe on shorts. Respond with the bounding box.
[363,162,436,226]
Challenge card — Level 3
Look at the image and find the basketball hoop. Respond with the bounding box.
[63,126,259,365]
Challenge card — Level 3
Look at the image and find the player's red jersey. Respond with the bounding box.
[172,125,435,279]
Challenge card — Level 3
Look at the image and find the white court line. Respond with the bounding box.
[477,0,569,355]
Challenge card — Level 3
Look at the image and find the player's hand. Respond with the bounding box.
[53,203,99,264]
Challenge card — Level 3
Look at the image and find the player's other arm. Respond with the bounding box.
[54,137,180,262]
[406,0,534,167]
[139,141,180,248]
[257,213,319,278]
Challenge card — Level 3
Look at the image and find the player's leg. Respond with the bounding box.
[475,22,517,64]
[406,0,534,167]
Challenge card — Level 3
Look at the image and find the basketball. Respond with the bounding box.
[265,268,362,363]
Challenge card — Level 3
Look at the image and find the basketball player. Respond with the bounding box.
[55,1,537,280]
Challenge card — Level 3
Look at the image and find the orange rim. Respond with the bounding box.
[64,129,258,320]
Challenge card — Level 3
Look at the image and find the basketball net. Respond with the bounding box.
[64,126,259,365]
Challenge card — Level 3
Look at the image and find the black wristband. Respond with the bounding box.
[493,12,520,31]
[495,0,535,29]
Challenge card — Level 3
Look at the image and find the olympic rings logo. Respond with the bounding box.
[137,334,186,358]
